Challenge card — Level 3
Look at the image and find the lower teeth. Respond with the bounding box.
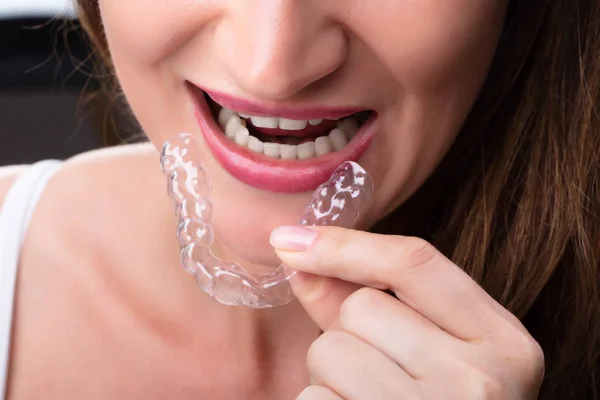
[217,110,359,160]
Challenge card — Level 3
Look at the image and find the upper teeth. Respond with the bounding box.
[217,107,360,160]
[232,113,326,131]
[249,116,279,129]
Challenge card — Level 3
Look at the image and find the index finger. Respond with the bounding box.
[273,226,524,341]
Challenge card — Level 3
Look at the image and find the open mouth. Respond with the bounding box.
[205,93,373,160]
[188,83,377,193]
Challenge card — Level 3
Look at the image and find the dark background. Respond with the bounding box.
[0,16,137,166]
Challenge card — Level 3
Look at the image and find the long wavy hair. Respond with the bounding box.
[75,1,600,398]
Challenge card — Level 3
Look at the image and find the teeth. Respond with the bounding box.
[224,127,351,160]
[221,106,363,134]
[250,116,278,129]
[219,108,236,126]
[234,127,250,146]
[225,115,246,138]
[338,118,359,138]
[279,118,308,130]
[328,128,348,151]
[297,142,316,160]
[263,143,281,158]
[217,106,359,159]
[247,136,264,153]
[314,136,333,156]
[227,108,325,131]
[279,144,298,160]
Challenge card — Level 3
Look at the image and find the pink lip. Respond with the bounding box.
[189,85,377,193]
[200,87,366,120]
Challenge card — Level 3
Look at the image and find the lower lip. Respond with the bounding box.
[190,88,376,193]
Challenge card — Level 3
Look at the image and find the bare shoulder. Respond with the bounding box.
[33,142,169,252]
[6,144,182,398]
[0,143,160,208]
[5,143,171,267]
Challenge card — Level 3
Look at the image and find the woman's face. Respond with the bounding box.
[98,0,507,266]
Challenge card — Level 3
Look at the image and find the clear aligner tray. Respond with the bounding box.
[160,133,374,308]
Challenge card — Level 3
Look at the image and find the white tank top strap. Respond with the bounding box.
[0,160,63,398]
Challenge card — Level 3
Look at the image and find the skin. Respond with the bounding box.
[99,0,509,265]
[0,0,543,398]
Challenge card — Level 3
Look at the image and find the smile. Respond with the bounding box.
[188,82,377,193]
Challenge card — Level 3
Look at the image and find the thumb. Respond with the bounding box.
[288,271,362,331]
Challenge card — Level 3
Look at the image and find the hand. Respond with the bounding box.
[270,226,545,400]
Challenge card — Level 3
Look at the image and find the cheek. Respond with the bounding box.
[350,1,505,92]
[350,1,505,218]
[96,1,217,146]
[98,0,218,65]
[94,0,506,226]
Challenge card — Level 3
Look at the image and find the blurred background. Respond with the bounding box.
[0,0,139,166]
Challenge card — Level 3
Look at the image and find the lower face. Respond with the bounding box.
[97,0,507,267]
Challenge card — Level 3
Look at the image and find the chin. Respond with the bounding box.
[207,158,313,268]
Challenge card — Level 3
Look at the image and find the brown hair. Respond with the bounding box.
[75,1,600,398]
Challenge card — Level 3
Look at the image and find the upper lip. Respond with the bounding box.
[192,84,368,120]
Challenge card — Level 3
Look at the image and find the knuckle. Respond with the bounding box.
[338,287,383,328]
[383,237,440,283]
[514,335,546,379]
[463,366,506,399]
[398,236,439,270]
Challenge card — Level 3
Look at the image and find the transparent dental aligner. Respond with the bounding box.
[160,133,374,308]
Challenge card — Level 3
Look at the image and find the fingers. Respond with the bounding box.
[338,287,461,379]
[273,226,522,341]
[296,385,343,400]
[289,272,362,331]
[306,330,414,400]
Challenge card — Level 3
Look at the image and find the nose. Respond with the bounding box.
[215,1,346,100]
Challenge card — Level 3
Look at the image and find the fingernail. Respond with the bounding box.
[270,226,318,251]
